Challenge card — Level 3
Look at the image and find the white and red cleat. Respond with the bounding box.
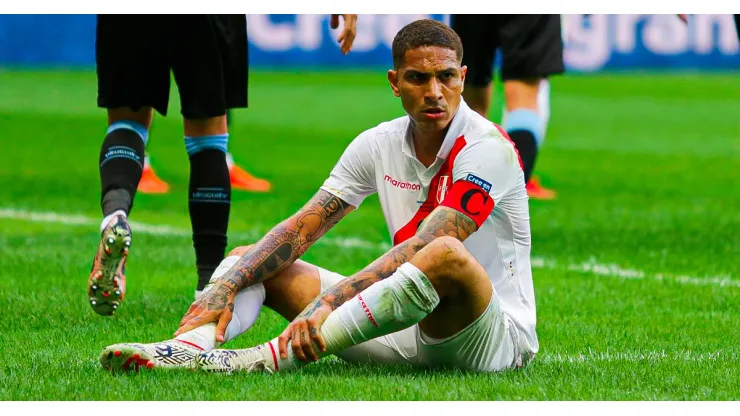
[88,214,130,316]
[99,340,203,373]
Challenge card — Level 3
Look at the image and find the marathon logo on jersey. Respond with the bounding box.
[465,174,492,193]
[384,175,421,191]
[436,175,450,203]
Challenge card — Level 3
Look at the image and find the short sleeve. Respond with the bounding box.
[320,130,378,208]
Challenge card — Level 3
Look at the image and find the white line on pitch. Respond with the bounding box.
[0,207,736,288]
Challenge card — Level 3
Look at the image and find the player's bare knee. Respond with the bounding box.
[228,244,254,257]
[413,236,472,288]
[428,235,467,256]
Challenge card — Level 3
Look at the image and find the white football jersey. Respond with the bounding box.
[321,99,537,355]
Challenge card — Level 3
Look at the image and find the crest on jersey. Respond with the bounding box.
[436,175,450,203]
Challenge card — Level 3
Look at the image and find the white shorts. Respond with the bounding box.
[317,266,526,372]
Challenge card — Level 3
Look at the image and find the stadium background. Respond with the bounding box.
[0,14,738,401]
[1,14,739,69]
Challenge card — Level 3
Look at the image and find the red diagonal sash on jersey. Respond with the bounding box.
[392,136,467,246]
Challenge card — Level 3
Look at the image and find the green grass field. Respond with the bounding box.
[0,69,738,400]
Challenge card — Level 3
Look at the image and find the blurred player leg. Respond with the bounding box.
[167,15,249,293]
[503,78,556,199]
[450,14,497,118]
[199,236,501,374]
[181,115,231,294]
[138,27,272,196]
[452,14,562,200]
[142,109,273,194]
[522,83,555,199]
[502,78,550,138]
[90,15,171,316]
[499,15,564,200]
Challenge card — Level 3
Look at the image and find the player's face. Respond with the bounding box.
[388,46,466,133]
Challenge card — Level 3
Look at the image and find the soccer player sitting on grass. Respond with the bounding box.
[100,19,538,374]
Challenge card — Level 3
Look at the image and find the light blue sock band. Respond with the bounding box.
[503,109,545,146]
[185,134,229,155]
[107,120,149,145]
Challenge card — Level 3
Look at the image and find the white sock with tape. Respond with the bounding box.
[176,255,266,350]
[268,262,439,372]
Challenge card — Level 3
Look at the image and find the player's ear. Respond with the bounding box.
[460,65,467,92]
[388,69,401,97]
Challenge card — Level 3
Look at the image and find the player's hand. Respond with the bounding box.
[330,14,358,55]
[677,14,688,24]
[174,282,236,342]
[277,300,333,362]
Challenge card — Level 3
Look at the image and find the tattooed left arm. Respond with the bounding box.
[308,205,477,314]
[278,205,478,360]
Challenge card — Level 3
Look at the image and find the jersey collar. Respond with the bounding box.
[402,98,472,161]
[437,98,471,160]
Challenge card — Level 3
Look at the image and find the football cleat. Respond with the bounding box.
[197,346,275,374]
[526,176,557,200]
[99,340,202,373]
[88,214,131,316]
[137,163,170,194]
[227,153,272,192]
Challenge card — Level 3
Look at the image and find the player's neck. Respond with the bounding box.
[411,128,446,168]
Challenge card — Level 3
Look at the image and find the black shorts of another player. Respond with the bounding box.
[96,14,248,119]
[450,14,565,86]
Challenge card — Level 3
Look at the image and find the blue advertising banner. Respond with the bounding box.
[0,14,738,71]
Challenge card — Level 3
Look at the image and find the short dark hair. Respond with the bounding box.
[391,19,463,69]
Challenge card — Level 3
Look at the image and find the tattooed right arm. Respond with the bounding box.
[176,189,355,338]
[214,189,354,294]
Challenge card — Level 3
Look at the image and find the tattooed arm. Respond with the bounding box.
[316,205,476,311]
[222,189,352,291]
[276,205,478,361]
[175,189,354,339]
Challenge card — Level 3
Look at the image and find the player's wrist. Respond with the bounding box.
[318,296,341,312]
[211,278,240,296]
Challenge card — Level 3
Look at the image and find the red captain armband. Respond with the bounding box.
[440,178,495,227]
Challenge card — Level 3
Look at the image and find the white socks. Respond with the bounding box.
[224,283,266,343]
[100,209,126,232]
[175,255,266,351]
[267,262,439,372]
